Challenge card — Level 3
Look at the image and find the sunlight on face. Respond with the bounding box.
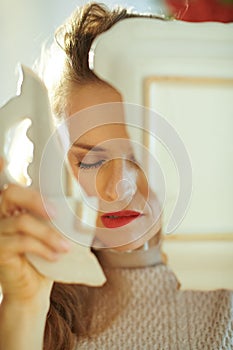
[68,123,149,215]
[66,83,160,250]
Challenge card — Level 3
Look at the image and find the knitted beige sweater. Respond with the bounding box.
[76,264,233,350]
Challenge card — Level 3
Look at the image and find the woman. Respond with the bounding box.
[0,3,232,350]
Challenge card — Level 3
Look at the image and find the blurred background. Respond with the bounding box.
[1,0,233,106]
[0,0,165,106]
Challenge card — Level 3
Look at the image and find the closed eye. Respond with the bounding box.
[78,159,106,170]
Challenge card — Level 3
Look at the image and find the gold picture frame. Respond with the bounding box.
[143,75,233,242]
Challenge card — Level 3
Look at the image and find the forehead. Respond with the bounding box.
[72,128,133,159]
[76,123,129,146]
[66,83,130,144]
[67,82,123,116]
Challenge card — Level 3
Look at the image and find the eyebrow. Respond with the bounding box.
[72,142,106,152]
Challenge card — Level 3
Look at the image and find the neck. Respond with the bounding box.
[94,229,163,268]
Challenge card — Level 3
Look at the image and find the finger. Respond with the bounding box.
[0,184,53,219]
[0,234,62,262]
[0,214,70,253]
[0,157,4,172]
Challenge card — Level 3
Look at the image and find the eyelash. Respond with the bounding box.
[76,154,137,171]
[77,159,106,170]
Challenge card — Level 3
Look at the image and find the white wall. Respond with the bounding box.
[0,0,165,106]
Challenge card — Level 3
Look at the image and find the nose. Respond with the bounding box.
[98,158,136,202]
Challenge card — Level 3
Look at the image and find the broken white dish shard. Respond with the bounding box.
[27,241,106,285]
[0,65,106,286]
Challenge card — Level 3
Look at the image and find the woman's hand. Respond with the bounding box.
[0,157,70,305]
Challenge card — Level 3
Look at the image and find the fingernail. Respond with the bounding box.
[44,201,56,218]
[59,239,71,251]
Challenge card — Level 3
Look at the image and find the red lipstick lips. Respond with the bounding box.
[101,210,141,228]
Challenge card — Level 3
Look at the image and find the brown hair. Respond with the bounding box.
[42,3,164,349]
[45,2,165,120]
[44,269,126,350]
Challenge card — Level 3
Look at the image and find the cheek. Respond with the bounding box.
[77,170,99,197]
[67,152,98,196]
[137,169,149,199]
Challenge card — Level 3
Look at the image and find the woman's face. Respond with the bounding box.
[67,83,160,250]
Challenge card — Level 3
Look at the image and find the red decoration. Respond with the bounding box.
[165,0,233,22]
